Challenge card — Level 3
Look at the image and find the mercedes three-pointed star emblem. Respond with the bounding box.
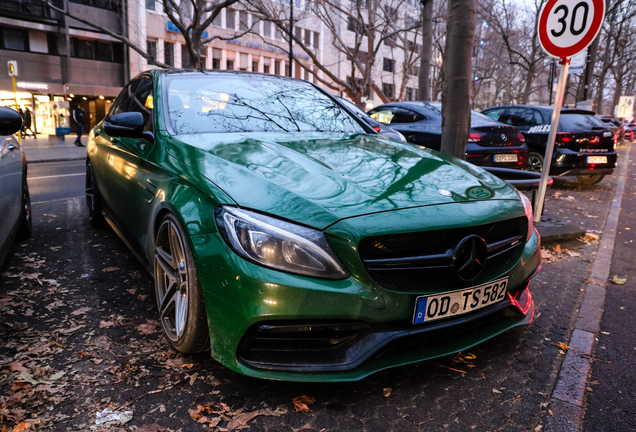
[454,235,488,281]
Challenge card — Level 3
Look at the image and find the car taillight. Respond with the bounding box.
[373,125,381,132]
[518,133,526,143]
[555,132,574,146]
[468,132,482,142]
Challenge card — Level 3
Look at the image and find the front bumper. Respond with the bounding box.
[550,148,618,176]
[191,218,541,382]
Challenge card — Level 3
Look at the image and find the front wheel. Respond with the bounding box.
[86,161,105,227]
[154,213,210,353]
[18,176,32,239]
[528,152,544,173]
[576,174,605,185]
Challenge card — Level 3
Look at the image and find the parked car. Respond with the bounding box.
[336,97,407,142]
[597,115,624,143]
[87,70,540,381]
[482,106,617,185]
[623,121,636,142]
[368,102,530,170]
[0,107,32,269]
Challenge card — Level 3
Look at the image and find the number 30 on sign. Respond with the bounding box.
[538,0,605,59]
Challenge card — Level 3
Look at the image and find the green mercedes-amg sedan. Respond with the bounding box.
[86,70,541,381]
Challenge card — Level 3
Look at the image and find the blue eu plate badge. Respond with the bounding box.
[414,297,428,324]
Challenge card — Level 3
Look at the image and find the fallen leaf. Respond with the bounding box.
[554,245,562,254]
[99,320,115,328]
[555,343,570,351]
[127,288,137,295]
[586,387,593,392]
[600,331,610,335]
[8,360,28,372]
[71,307,92,315]
[492,388,501,394]
[541,250,553,259]
[12,422,31,432]
[567,251,581,257]
[549,410,554,415]
[292,395,316,412]
[188,373,199,386]
[102,267,120,272]
[137,320,159,335]
[611,275,627,285]
[383,387,392,397]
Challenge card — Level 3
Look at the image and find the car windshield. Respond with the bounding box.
[164,74,365,135]
[558,114,608,131]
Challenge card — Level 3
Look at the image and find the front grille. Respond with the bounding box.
[358,217,526,291]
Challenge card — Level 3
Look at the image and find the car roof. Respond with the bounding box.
[145,68,310,85]
[483,105,598,116]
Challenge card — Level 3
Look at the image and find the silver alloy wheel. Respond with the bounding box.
[155,219,189,342]
[528,154,543,173]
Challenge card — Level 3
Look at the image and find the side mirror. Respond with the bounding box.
[104,112,144,138]
[0,107,23,136]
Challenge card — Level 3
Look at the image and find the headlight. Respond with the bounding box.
[516,190,534,241]
[215,207,350,280]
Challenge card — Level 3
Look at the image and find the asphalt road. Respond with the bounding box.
[28,160,85,204]
[0,160,624,431]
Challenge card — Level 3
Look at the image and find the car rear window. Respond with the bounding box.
[558,114,608,132]
[164,74,365,135]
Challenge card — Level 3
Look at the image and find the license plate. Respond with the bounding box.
[413,277,509,324]
[587,156,607,164]
[494,154,518,162]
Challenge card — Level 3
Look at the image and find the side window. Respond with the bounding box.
[506,108,537,127]
[483,108,506,122]
[392,108,424,124]
[129,77,154,132]
[369,108,397,125]
[109,84,134,117]
[532,110,545,125]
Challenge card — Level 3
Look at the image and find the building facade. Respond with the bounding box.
[0,0,126,135]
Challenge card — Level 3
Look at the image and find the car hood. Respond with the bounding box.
[166,132,517,229]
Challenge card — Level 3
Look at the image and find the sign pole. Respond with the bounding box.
[11,75,21,144]
[534,57,570,222]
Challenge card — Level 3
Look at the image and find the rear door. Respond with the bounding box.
[370,106,441,149]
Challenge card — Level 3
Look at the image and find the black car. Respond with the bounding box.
[0,107,32,268]
[482,105,617,185]
[336,97,407,142]
[597,115,624,143]
[368,102,530,169]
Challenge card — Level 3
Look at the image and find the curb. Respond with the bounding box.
[536,219,586,245]
[544,143,631,432]
[28,157,87,164]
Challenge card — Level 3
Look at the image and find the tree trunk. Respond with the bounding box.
[440,0,476,159]
[595,46,611,114]
[418,0,434,100]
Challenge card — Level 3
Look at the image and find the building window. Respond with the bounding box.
[164,42,174,67]
[347,17,364,34]
[95,41,114,61]
[263,21,271,38]
[226,59,234,70]
[226,9,236,30]
[68,0,119,12]
[146,0,155,11]
[181,46,190,68]
[47,33,58,55]
[146,40,157,63]
[264,64,270,74]
[212,11,222,27]
[312,31,319,49]
[408,65,420,76]
[274,60,280,75]
[212,48,222,69]
[239,11,249,31]
[70,38,123,62]
[212,58,221,69]
[383,58,395,72]
[406,87,416,101]
[73,38,94,59]
[252,60,259,72]
[2,27,28,51]
[382,83,395,100]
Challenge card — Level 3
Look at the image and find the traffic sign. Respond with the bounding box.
[538,0,605,59]
[7,60,18,77]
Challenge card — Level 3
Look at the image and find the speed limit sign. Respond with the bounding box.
[538,0,605,58]
[533,0,605,222]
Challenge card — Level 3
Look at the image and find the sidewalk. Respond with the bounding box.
[20,134,87,163]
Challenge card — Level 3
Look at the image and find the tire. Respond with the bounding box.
[17,175,32,239]
[576,174,605,185]
[86,161,105,228]
[528,152,544,173]
[154,213,210,353]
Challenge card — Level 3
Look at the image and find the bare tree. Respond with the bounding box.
[247,0,420,106]
[440,0,475,158]
[418,0,434,100]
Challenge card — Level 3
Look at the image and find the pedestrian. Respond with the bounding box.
[72,104,84,147]
[23,107,36,139]
[18,108,25,139]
